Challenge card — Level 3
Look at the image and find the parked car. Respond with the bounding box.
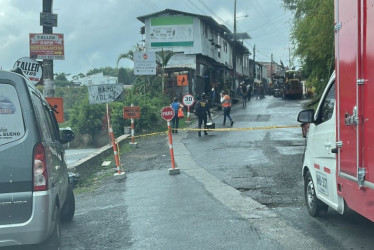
[0,70,75,249]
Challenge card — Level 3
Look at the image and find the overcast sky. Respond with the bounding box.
[0,0,294,77]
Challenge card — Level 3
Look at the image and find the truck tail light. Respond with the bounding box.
[33,143,48,191]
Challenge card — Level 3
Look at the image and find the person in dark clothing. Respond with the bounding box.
[194,93,211,137]
[240,83,248,107]
[170,97,183,133]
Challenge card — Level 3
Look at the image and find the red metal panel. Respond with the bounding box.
[336,0,374,222]
[336,0,358,178]
[362,0,374,186]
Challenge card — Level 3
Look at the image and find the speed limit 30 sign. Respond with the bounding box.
[182,94,195,107]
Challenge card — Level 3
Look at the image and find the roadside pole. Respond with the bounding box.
[123,104,141,148]
[161,106,180,175]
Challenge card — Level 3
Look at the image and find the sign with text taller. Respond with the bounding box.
[29,33,65,60]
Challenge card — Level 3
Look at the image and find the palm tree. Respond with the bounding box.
[117,50,134,67]
[156,49,175,95]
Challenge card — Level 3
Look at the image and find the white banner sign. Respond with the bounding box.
[134,51,156,75]
[88,84,124,104]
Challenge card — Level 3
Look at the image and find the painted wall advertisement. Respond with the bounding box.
[0,85,25,145]
[150,16,194,47]
[29,33,65,60]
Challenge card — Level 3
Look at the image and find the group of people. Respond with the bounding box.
[170,90,234,137]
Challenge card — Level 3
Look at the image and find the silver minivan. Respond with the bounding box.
[0,70,75,249]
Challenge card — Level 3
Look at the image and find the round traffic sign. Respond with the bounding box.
[161,106,175,121]
[13,57,42,85]
[182,94,195,107]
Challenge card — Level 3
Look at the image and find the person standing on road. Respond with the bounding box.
[220,91,234,126]
[240,82,248,107]
[170,97,183,133]
[194,93,211,137]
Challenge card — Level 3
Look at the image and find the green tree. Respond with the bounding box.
[283,0,335,95]
[68,98,106,140]
[54,72,73,87]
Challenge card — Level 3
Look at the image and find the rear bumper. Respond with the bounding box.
[0,191,54,247]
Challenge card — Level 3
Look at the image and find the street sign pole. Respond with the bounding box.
[161,106,180,175]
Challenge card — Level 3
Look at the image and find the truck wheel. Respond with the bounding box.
[304,171,328,217]
[61,184,75,222]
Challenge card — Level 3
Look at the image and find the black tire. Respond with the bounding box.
[61,184,75,222]
[40,205,61,250]
[304,171,328,217]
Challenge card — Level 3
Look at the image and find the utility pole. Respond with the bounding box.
[42,0,55,97]
[252,45,256,93]
[270,53,273,78]
[232,0,237,92]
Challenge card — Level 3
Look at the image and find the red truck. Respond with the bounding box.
[297,0,374,222]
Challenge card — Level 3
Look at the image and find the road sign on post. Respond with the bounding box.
[161,106,175,121]
[161,106,180,175]
[182,94,195,123]
[133,51,156,75]
[123,106,141,119]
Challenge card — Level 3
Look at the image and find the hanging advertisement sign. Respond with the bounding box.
[29,33,65,60]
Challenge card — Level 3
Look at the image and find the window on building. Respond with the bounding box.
[203,22,208,37]
[223,41,227,53]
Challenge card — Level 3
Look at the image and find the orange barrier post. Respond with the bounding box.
[167,121,180,175]
[109,126,124,176]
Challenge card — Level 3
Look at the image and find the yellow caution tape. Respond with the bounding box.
[125,124,300,139]
[176,124,300,132]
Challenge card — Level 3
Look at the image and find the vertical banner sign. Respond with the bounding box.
[134,51,156,75]
[88,84,124,104]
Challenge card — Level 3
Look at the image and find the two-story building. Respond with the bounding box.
[137,9,251,102]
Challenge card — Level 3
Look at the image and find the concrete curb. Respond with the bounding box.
[67,134,130,179]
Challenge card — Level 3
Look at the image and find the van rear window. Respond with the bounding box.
[0,83,25,145]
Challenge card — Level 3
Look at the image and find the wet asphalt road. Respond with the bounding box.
[61,96,374,250]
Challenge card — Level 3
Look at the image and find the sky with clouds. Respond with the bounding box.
[0,0,295,77]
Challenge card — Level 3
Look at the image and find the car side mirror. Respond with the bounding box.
[60,129,75,144]
[297,109,314,123]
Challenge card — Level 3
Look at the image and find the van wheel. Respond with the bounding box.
[304,171,328,217]
[40,205,61,250]
[61,184,75,222]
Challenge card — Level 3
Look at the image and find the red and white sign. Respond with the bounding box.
[29,33,65,60]
[182,94,194,107]
[13,57,42,85]
[161,106,175,121]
